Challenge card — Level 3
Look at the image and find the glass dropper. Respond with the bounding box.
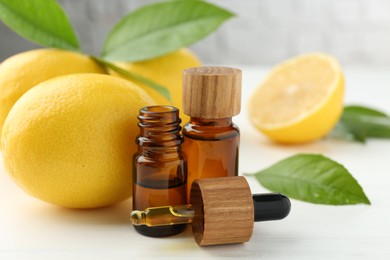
[131,204,194,227]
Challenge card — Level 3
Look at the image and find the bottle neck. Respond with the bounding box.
[136,106,183,157]
[189,117,233,127]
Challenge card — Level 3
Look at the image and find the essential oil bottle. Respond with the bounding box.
[182,66,242,200]
[132,106,187,237]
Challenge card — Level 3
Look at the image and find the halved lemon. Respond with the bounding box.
[248,53,344,144]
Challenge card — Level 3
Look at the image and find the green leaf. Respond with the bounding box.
[0,0,79,50]
[253,154,370,205]
[344,105,388,117]
[101,0,234,61]
[92,56,171,102]
[330,105,390,142]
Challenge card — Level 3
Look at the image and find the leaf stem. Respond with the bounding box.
[91,56,171,102]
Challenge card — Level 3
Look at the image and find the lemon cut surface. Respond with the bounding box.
[248,53,344,143]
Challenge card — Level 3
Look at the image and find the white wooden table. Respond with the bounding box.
[1,67,389,259]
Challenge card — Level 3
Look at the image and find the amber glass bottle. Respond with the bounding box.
[133,106,187,237]
[182,66,242,200]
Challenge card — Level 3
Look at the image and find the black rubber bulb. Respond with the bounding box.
[252,193,291,222]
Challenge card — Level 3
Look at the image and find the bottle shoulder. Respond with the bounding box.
[183,123,240,141]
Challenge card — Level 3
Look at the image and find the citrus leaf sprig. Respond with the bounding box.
[0,0,234,101]
[248,154,370,205]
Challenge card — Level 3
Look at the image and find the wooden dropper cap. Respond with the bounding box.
[130,176,290,246]
[183,66,242,118]
[190,176,254,246]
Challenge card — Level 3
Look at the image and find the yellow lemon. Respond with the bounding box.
[0,48,106,140]
[110,48,201,124]
[2,74,155,208]
[248,53,344,144]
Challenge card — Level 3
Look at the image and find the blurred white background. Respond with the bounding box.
[1,0,390,67]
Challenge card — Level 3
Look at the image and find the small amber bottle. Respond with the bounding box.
[133,106,187,237]
[182,66,242,200]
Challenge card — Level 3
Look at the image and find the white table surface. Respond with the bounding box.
[1,67,389,259]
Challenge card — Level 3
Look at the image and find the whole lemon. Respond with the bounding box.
[2,74,155,208]
[0,48,106,139]
[111,48,201,124]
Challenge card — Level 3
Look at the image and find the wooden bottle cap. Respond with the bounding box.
[190,176,254,246]
[183,66,242,118]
